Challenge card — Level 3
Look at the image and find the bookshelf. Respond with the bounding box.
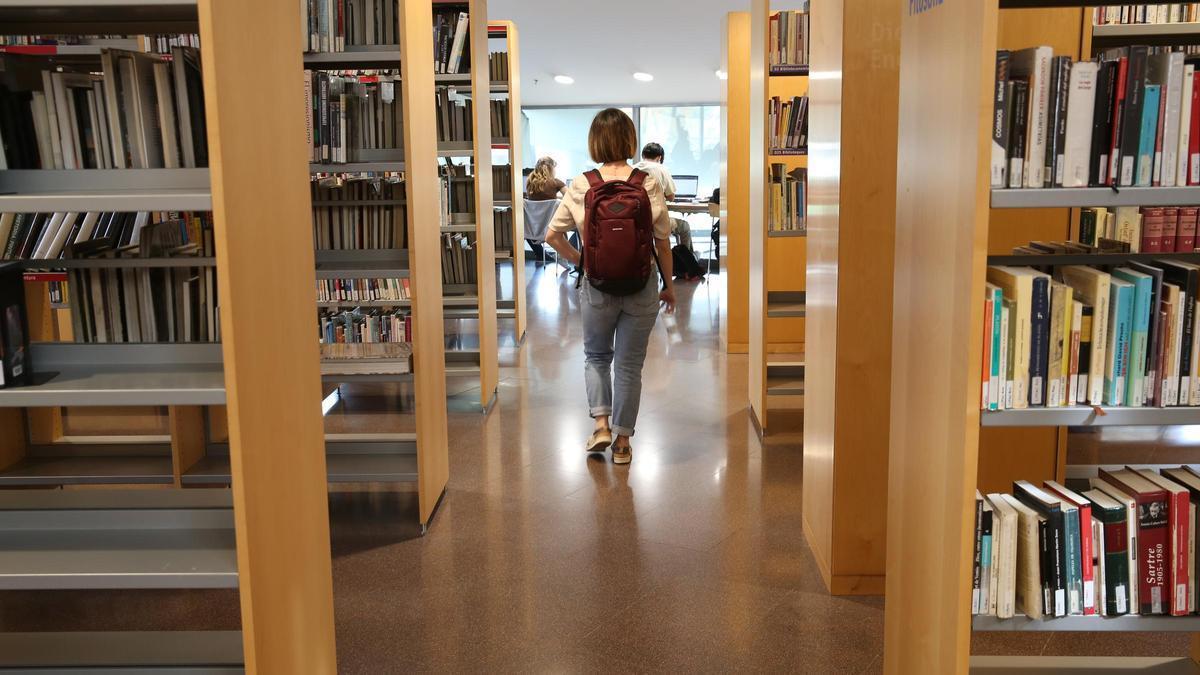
[887,2,1200,672]
[0,0,338,669]
[746,1,809,432]
[489,20,526,342]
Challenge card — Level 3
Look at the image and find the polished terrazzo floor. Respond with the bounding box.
[3,262,1192,671]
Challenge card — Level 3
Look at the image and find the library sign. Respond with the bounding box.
[909,0,944,15]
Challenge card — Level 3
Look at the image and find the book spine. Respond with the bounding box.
[1103,515,1131,615]
[1170,487,1191,615]
[1065,508,1083,614]
[1191,70,1200,184]
[1009,81,1029,189]
[992,51,1011,188]
[1140,495,1170,614]
[1053,56,1071,186]
[1079,504,1096,615]
[991,288,1003,410]
[1030,276,1050,406]
[1138,84,1162,187]
[1179,208,1198,252]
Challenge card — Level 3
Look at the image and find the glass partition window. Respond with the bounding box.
[524,107,634,186]
[637,105,721,200]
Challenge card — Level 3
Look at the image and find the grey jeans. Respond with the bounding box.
[580,276,660,437]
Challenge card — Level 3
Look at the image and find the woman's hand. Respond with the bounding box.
[659,286,676,313]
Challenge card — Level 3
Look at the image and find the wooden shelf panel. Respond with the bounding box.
[980,406,1200,427]
[991,186,1200,208]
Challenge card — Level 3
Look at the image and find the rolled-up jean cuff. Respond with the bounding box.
[611,424,634,437]
[590,406,613,418]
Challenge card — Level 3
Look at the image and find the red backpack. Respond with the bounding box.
[579,168,662,296]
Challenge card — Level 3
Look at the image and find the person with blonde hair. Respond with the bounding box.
[525,156,566,200]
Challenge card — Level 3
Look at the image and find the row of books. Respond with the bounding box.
[0,35,199,54]
[304,71,403,164]
[0,47,206,169]
[768,164,807,233]
[1,211,213,262]
[436,87,474,143]
[992,45,1200,190]
[319,308,411,345]
[1079,205,1199,252]
[495,208,514,251]
[433,8,470,75]
[311,178,407,251]
[982,257,1200,410]
[976,469,1200,620]
[320,341,413,376]
[442,233,476,285]
[491,99,510,139]
[302,0,398,53]
[1094,4,1200,24]
[768,9,809,69]
[493,164,513,200]
[68,262,217,343]
[316,277,409,304]
[768,95,808,153]
[488,51,510,83]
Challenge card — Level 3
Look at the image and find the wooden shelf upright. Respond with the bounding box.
[488,20,527,343]
[0,0,338,669]
[885,2,1200,672]
[747,2,809,432]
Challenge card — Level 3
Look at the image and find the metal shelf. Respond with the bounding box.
[0,488,236,590]
[0,0,200,34]
[437,142,476,157]
[0,631,243,671]
[767,376,805,397]
[17,256,215,269]
[441,223,477,233]
[971,656,1200,674]
[767,291,806,318]
[989,251,1200,266]
[991,186,1200,208]
[302,46,400,67]
[317,299,411,308]
[769,64,809,76]
[0,168,210,212]
[495,250,512,259]
[768,229,806,238]
[311,199,406,206]
[183,453,418,484]
[0,453,174,486]
[769,148,808,156]
[980,406,1200,427]
[435,73,471,85]
[310,161,406,173]
[1092,22,1200,46]
[315,263,410,279]
[972,614,1200,631]
[0,343,224,407]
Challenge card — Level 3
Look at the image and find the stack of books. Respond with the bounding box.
[304,71,403,164]
[432,8,470,74]
[1077,205,1199,253]
[494,208,513,252]
[768,164,807,234]
[1095,4,1200,25]
[974,469,1200,621]
[491,99,510,139]
[768,9,809,71]
[311,177,407,250]
[768,95,808,153]
[435,87,474,143]
[320,342,413,376]
[0,47,207,169]
[318,308,411,345]
[493,164,513,200]
[2,211,211,263]
[316,277,409,304]
[489,51,509,82]
[302,0,399,54]
[442,233,476,285]
[981,252,1200,410]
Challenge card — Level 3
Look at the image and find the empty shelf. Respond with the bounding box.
[0,364,225,407]
[973,614,1200,632]
[0,454,173,486]
[991,186,1200,208]
[767,302,806,318]
[184,453,417,484]
[971,655,1200,674]
[441,224,477,233]
[980,406,1200,427]
[0,168,210,211]
[767,377,805,397]
[0,631,242,671]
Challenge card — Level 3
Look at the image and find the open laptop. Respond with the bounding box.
[672,175,699,201]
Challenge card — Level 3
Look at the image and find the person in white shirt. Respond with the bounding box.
[634,143,692,251]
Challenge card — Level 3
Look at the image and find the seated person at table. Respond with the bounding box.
[633,142,676,200]
[525,156,566,201]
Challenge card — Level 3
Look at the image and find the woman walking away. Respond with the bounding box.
[546,108,675,465]
[525,156,567,200]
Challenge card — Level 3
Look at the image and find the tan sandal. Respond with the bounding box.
[586,428,612,453]
[612,444,631,465]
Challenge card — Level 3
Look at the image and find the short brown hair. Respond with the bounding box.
[588,108,638,163]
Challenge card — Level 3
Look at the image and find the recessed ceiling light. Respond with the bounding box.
[633,72,654,82]
[715,69,728,80]
[554,74,574,85]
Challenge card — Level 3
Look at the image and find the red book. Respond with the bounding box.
[1111,57,1129,186]
[1161,207,1179,253]
[1100,468,1170,614]
[1141,207,1165,253]
[1139,468,1192,616]
[1190,71,1200,185]
[1046,481,1097,615]
[1178,207,1199,252]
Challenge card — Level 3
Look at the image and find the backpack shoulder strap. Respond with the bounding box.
[626,168,647,187]
[584,169,605,188]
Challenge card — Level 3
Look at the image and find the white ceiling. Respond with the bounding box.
[488,0,740,107]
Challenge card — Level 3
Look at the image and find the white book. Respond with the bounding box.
[83,88,108,169]
[999,303,1011,409]
[1061,265,1112,405]
[447,12,470,75]
[90,83,112,170]
[1094,517,1107,615]
[28,92,53,169]
[119,51,166,168]
[1180,65,1194,187]
[1174,290,1187,405]
[1010,46,1053,188]
[39,72,63,169]
[44,212,78,259]
[1063,61,1098,187]
[153,62,180,169]
[129,212,150,246]
[1192,300,1200,405]
[171,47,196,169]
[988,493,1018,618]
[72,212,101,247]
[1069,299,1083,404]
[300,0,309,52]
[31,212,67,260]
[50,72,79,169]
[1163,52,1187,187]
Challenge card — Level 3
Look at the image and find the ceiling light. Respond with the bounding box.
[553,74,574,85]
[633,72,654,82]
[715,69,728,80]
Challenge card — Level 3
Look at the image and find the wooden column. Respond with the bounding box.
[801,0,901,596]
[196,0,336,669]
[748,0,768,427]
[503,21,527,343]
[722,12,751,355]
[884,0,997,670]
[469,0,499,411]
[169,406,206,487]
[400,0,450,527]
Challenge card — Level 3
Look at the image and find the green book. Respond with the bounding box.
[1113,268,1153,406]
[1083,488,1130,616]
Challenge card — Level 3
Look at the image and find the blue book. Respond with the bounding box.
[1137,84,1161,187]
[989,285,1004,410]
[1113,268,1153,406]
[1029,273,1051,406]
[1106,278,1135,405]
